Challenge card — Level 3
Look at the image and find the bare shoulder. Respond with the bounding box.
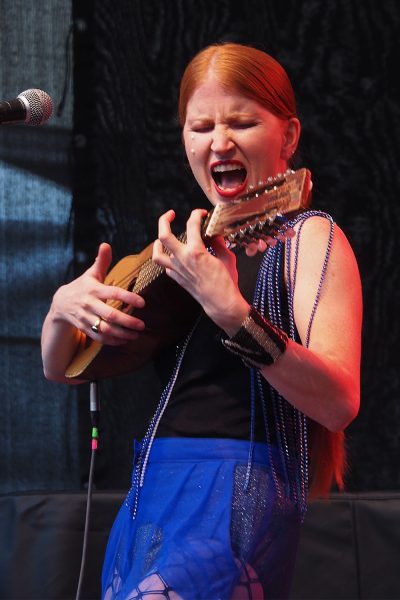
[292,214,359,277]
[290,214,362,349]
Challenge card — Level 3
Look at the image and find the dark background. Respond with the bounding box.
[1,0,399,499]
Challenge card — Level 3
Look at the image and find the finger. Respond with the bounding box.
[264,236,277,248]
[99,302,146,332]
[96,284,146,309]
[88,243,113,282]
[245,242,258,257]
[157,210,181,254]
[88,320,142,345]
[209,235,239,285]
[186,209,208,247]
[284,227,296,239]
[152,238,173,269]
[257,239,268,252]
[87,304,145,343]
[209,235,231,259]
[91,316,144,340]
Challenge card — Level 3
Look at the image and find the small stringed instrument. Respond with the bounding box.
[66,168,311,380]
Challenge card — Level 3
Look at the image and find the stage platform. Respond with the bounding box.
[1,491,399,599]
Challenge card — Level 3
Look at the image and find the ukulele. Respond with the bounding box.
[65,168,311,380]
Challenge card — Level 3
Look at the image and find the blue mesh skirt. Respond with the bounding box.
[102,438,302,600]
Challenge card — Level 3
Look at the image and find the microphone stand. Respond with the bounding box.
[76,381,100,600]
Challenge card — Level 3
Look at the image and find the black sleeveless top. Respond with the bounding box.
[155,248,284,442]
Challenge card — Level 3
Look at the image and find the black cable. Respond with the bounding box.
[76,382,100,600]
[76,444,96,599]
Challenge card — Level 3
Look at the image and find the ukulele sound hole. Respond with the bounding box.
[119,277,138,311]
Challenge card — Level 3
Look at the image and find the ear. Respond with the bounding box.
[281,117,301,161]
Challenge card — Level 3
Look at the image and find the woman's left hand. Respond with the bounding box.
[152,209,249,335]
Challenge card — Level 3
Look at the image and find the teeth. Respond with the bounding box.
[212,163,244,173]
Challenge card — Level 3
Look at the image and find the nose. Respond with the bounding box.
[210,126,234,154]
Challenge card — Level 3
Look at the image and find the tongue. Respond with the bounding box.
[219,169,245,189]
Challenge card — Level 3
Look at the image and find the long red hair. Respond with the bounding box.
[179,43,297,125]
[179,42,346,499]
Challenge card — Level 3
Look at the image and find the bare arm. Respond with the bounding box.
[152,210,362,432]
[41,243,146,384]
[257,217,362,431]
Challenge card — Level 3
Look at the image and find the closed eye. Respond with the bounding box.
[191,126,213,133]
[230,121,258,129]
[188,121,214,133]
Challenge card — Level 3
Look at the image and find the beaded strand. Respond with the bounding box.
[126,316,201,518]
[250,210,334,518]
[127,210,334,520]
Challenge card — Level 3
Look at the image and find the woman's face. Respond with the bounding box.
[183,74,294,207]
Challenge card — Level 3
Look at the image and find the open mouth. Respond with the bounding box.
[211,161,247,196]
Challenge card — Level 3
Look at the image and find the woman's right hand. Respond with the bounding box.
[52,242,145,345]
[41,243,145,382]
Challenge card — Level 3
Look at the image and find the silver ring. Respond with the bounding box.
[91,317,102,334]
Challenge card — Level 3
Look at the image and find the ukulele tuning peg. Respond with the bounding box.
[259,234,278,248]
[247,225,261,241]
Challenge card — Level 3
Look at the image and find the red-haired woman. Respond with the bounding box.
[42,43,362,599]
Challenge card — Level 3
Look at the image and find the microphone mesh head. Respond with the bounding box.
[18,89,53,126]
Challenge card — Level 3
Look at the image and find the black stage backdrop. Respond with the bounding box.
[1,0,399,496]
[0,0,79,493]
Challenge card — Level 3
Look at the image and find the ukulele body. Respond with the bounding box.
[65,245,200,380]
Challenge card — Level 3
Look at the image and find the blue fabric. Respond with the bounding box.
[102,438,301,599]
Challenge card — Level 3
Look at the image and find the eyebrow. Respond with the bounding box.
[187,112,259,125]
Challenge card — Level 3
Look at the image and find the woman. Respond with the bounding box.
[41,43,362,599]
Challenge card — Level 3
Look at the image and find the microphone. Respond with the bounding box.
[0,89,53,126]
